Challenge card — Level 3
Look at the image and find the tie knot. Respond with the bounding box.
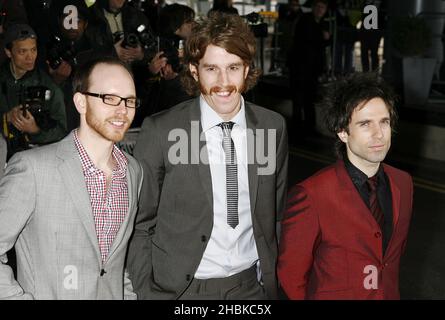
[367,175,378,191]
[218,121,235,136]
[218,121,235,130]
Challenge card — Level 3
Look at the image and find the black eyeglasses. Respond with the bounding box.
[81,92,141,109]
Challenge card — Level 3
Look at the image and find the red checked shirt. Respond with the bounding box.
[73,130,129,264]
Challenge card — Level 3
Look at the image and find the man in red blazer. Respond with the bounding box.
[278,73,413,300]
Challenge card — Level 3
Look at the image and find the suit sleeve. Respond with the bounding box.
[277,184,321,300]
[123,269,137,300]
[0,153,35,300]
[276,115,289,221]
[401,173,414,254]
[124,160,143,300]
[126,117,164,299]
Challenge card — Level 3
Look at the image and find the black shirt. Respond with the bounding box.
[344,158,393,254]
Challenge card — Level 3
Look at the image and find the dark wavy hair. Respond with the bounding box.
[321,72,398,158]
[181,12,261,96]
[159,3,195,38]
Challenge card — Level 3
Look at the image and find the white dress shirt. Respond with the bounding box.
[194,96,259,279]
[103,9,123,36]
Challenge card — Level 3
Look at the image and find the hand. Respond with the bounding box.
[48,60,72,83]
[114,38,132,63]
[148,51,167,75]
[160,64,178,81]
[7,106,40,135]
[126,45,144,62]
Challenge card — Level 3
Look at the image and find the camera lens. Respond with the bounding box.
[124,33,139,48]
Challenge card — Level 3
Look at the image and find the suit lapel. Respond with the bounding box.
[335,161,383,261]
[383,167,401,258]
[245,103,259,216]
[191,100,261,217]
[384,168,401,226]
[56,133,101,261]
[335,161,381,229]
[108,157,137,260]
[189,99,214,210]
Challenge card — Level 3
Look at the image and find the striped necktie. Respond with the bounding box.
[218,122,239,229]
[367,176,385,231]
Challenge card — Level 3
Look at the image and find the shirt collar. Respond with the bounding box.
[344,156,384,187]
[199,95,247,132]
[103,8,122,17]
[9,61,32,80]
[73,129,128,178]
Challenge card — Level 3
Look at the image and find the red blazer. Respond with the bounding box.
[278,160,413,300]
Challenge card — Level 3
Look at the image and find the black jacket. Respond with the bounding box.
[86,1,153,61]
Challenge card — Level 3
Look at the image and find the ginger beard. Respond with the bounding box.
[85,101,131,143]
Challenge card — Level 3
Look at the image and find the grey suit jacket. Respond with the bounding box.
[0,132,143,299]
[0,135,5,179]
[127,98,288,299]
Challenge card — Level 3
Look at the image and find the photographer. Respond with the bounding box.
[0,24,67,159]
[47,0,93,84]
[137,3,194,125]
[47,0,95,131]
[86,0,154,65]
[0,0,28,65]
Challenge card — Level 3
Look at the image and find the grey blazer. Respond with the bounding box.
[0,135,5,179]
[0,132,143,299]
[127,98,288,299]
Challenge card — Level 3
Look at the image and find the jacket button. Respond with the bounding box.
[201,235,207,242]
[186,274,191,281]
[375,232,382,238]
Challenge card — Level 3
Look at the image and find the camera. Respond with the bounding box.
[242,12,268,38]
[121,24,155,50]
[47,35,77,70]
[20,86,57,131]
[3,86,56,159]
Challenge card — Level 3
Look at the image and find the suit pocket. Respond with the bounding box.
[151,240,172,289]
[313,246,349,292]
[54,223,98,299]
[151,240,168,255]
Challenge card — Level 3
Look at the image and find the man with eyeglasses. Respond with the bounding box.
[0,56,143,299]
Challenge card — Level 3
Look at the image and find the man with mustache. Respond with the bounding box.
[278,73,413,300]
[127,13,288,300]
[0,56,143,299]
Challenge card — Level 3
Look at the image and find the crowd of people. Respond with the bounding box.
[276,0,387,138]
[0,0,413,301]
[0,0,201,161]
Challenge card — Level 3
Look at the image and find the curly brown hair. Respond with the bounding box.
[181,12,261,96]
